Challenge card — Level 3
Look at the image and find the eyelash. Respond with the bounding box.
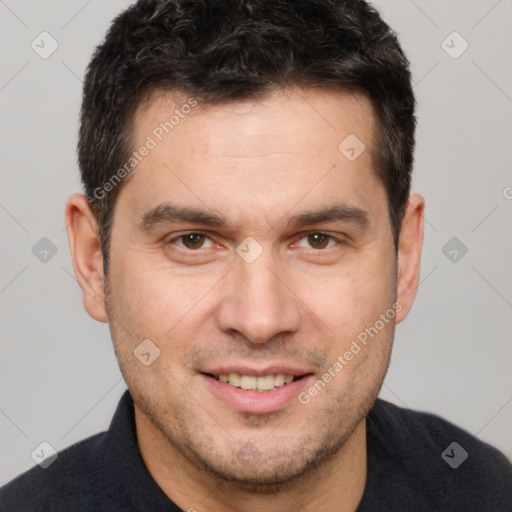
[166,231,343,252]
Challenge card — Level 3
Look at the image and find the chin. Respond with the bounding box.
[184,432,349,495]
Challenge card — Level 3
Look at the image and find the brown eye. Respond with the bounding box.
[180,233,207,249]
[306,233,331,249]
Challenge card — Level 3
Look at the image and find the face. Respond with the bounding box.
[103,87,401,489]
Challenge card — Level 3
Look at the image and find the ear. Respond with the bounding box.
[395,194,425,324]
[65,193,108,323]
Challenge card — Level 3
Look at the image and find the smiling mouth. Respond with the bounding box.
[202,372,309,392]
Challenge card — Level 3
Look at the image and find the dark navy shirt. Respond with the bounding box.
[1,390,511,511]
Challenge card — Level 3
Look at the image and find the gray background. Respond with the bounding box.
[1,0,511,484]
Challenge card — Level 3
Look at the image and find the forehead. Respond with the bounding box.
[134,86,377,158]
[116,87,386,229]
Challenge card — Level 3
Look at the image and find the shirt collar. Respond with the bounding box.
[98,389,182,511]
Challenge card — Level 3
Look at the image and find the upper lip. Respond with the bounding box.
[200,364,312,377]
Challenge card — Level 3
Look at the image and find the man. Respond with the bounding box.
[1,0,511,510]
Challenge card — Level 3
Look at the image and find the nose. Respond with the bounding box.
[216,246,302,345]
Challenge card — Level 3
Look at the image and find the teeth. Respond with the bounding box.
[274,374,285,387]
[256,375,275,391]
[240,375,257,390]
[216,373,297,391]
[229,373,241,387]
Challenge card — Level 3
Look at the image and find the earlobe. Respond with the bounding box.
[65,193,108,323]
[395,194,425,324]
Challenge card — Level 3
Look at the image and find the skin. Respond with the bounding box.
[66,86,424,512]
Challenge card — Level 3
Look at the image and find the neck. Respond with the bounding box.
[135,409,368,512]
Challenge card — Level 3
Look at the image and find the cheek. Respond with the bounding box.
[297,257,395,337]
[307,269,396,391]
[113,253,218,341]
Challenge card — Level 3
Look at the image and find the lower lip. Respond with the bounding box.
[200,374,314,414]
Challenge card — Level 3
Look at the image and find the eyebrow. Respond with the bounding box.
[137,204,228,231]
[137,202,369,232]
[287,204,368,229]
